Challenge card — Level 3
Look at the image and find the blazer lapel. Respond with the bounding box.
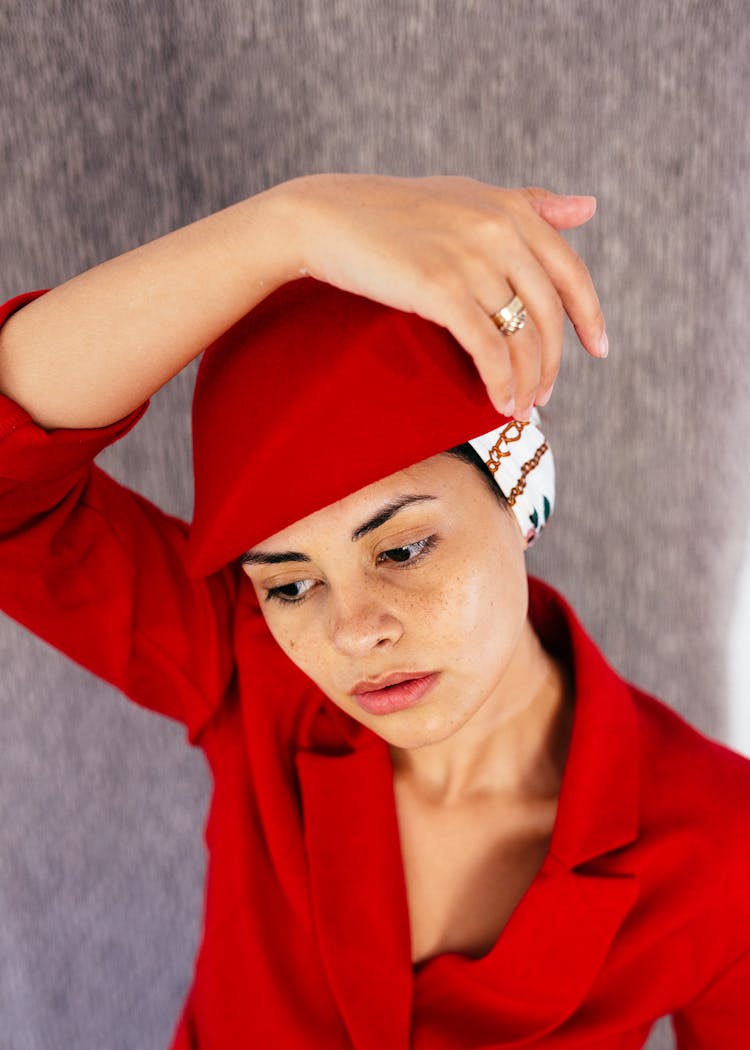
[410,853,639,1044]
[294,574,643,1046]
[295,739,414,1050]
[408,576,644,1043]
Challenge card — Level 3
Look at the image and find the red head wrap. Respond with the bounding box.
[186,277,507,578]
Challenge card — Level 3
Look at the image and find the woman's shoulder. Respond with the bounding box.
[627,681,750,901]
[629,681,750,791]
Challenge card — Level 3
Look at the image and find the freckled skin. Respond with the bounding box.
[242,453,568,799]
[244,452,574,967]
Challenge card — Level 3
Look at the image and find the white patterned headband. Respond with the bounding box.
[468,407,555,547]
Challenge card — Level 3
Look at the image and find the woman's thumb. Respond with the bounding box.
[523,186,597,229]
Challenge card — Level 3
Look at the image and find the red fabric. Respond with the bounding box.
[2,289,750,1048]
[188,276,509,578]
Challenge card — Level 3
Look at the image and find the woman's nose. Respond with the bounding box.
[328,590,404,656]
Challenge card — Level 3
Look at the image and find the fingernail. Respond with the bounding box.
[536,383,554,406]
[501,398,515,417]
[598,330,609,358]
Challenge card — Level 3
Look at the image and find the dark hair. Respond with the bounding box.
[442,442,511,510]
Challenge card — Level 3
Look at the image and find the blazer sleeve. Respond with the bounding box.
[671,945,750,1047]
[0,289,238,745]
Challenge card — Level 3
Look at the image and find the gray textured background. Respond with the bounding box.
[1,2,748,1048]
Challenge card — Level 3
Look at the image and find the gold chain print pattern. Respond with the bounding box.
[483,420,549,508]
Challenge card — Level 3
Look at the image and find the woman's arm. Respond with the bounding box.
[671,944,750,1048]
[0,174,605,430]
[0,184,300,429]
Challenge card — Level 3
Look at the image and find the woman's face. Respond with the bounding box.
[241,452,530,751]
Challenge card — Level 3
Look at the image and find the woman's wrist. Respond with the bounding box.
[257,172,373,287]
[238,175,323,290]
[227,176,304,291]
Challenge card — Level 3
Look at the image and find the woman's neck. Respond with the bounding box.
[388,619,575,807]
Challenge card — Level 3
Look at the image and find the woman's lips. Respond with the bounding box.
[352,672,440,715]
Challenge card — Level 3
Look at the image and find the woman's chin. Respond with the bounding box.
[364,707,471,752]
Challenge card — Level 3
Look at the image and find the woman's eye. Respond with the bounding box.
[377,535,437,565]
[263,536,438,604]
[265,578,316,604]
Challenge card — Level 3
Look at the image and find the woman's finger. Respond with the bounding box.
[472,246,564,417]
[478,277,543,418]
[428,284,541,417]
[400,229,564,416]
[429,289,514,414]
[503,188,608,360]
[503,329,542,420]
[526,191,598,230]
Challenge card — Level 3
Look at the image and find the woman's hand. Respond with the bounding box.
[275,173,606,419]
[0,171,602,430]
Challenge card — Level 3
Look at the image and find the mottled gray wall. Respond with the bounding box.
[2,2,748,1047]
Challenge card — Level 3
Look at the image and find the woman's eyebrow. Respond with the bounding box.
[241,549,311,566]
[350,494,437,541]
[241,494,437,565]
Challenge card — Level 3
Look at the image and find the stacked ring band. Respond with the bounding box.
[490,293,527,335]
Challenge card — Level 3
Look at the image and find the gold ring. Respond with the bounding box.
[490,293,527,336]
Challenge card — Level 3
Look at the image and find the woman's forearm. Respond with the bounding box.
[0,173,606,427]
[0,181,301,429]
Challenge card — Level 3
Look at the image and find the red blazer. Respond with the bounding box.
[2,289,749,1050]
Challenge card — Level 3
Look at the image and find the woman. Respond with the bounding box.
[0,174,748,1048]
